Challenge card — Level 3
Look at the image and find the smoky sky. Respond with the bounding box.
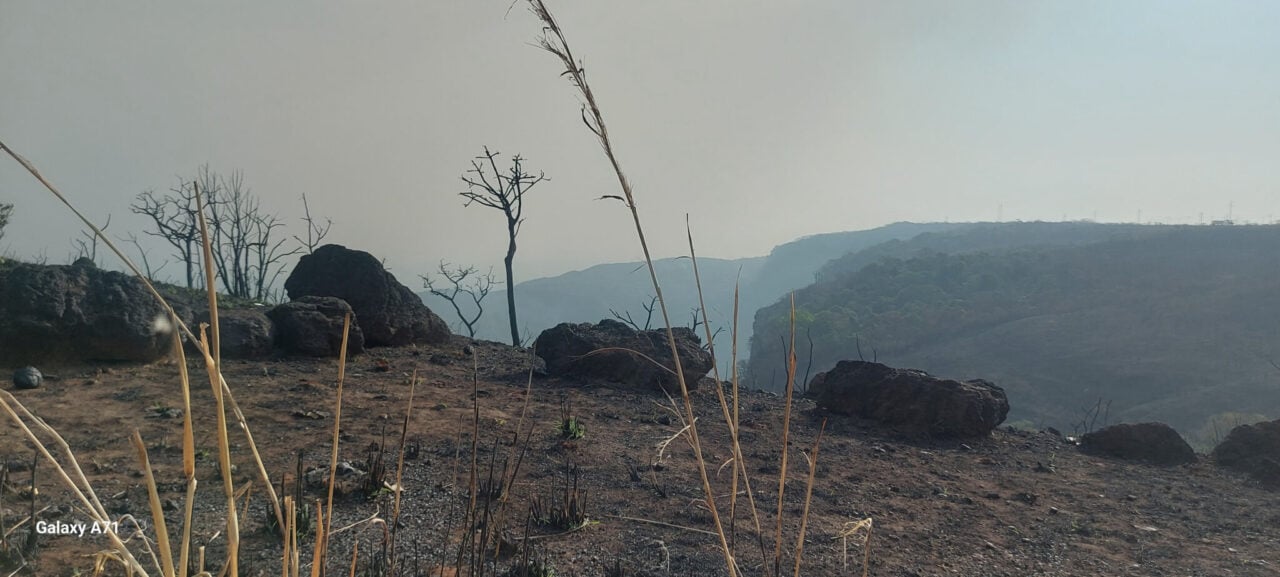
[3,1,1278,283]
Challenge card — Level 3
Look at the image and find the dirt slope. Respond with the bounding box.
[2,337,1277,576]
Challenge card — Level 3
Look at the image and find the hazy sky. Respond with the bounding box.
[3,1,1279,284]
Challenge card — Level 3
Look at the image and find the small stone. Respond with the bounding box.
[13,366,42,389]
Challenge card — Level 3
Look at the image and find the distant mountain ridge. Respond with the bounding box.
[419,222,962,360]
[747,222,1280,437]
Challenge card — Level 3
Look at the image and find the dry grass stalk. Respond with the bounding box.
[604,515,717,537]
[168,311,198,577]
[194,183,220,365]
[687,220,768,565]
[526,3,737,574]
[792,420,826,577]
[388,369,417,573]
[198,327,240,577]
[283,497,295,577]
[837,518,874,577]
[771,295,799,576]
[130,431,176,577]
[455,349,483,576]
[310,499,327,577]
[180,475,199,577]
[321,312,354,572]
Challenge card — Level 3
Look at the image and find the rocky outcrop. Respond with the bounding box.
[0,259,171,363]
[807,361,1009,438]
[1079,423,1197,466]
[284,245,450,346]
[1212,419,1280,489]
[533,319,712,392]
[197,308,275,359]
[267,296,365,357]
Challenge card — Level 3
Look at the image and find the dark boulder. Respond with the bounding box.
[284,245,449,347]
[1212,419,1280,489]
[0,260,170,363]
[12,366,42,390]
[1079,423,1197,466]
[196,308,276,359]
[533,319,713,393]
[807,361,1009,438]
[267,296,365,357]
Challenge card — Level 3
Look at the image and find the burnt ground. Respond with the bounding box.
[2,336,1278,576]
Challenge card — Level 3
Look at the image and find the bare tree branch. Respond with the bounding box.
[421,262,498,338]
[71,214,110,265]
[293,193,332,254]
[609,295,659,331]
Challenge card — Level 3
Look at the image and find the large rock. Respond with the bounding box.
[284,245,450,346]
[12,366,42,390]
[1212,419,1280,489]
[1079,422,1197,465]
[533,319,713,393]
[0,259,171,363]
[807,361,1009,437]
[196,308,275,359]
[267,296,365,357]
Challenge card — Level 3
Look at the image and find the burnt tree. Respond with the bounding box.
[459,147,548,346]
[421,261,498,338]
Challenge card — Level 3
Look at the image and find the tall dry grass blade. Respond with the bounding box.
[282,497,293,577]
[322,312,353,571]
[772,294,799,577]
[179,476,198,577]
[194,183,221,365]
[687,220,768,566]
[526,3,736,573]
[131,431,176,577]
[199,328,239,577]
[310,499,326,577]
[388,370,417,575]
[193,166,282,547]
[730,282,746,548]
[792,420,826,577]
[291,499,303,577]
[170,314,196,480]
[195,179,283,532]
[166,312,198,577]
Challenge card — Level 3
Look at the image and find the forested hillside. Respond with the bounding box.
[748,223,1280,440]
[422,222,961,351]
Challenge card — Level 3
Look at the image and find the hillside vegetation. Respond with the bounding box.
[748,223,1280,440]
[423,222,963,352]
